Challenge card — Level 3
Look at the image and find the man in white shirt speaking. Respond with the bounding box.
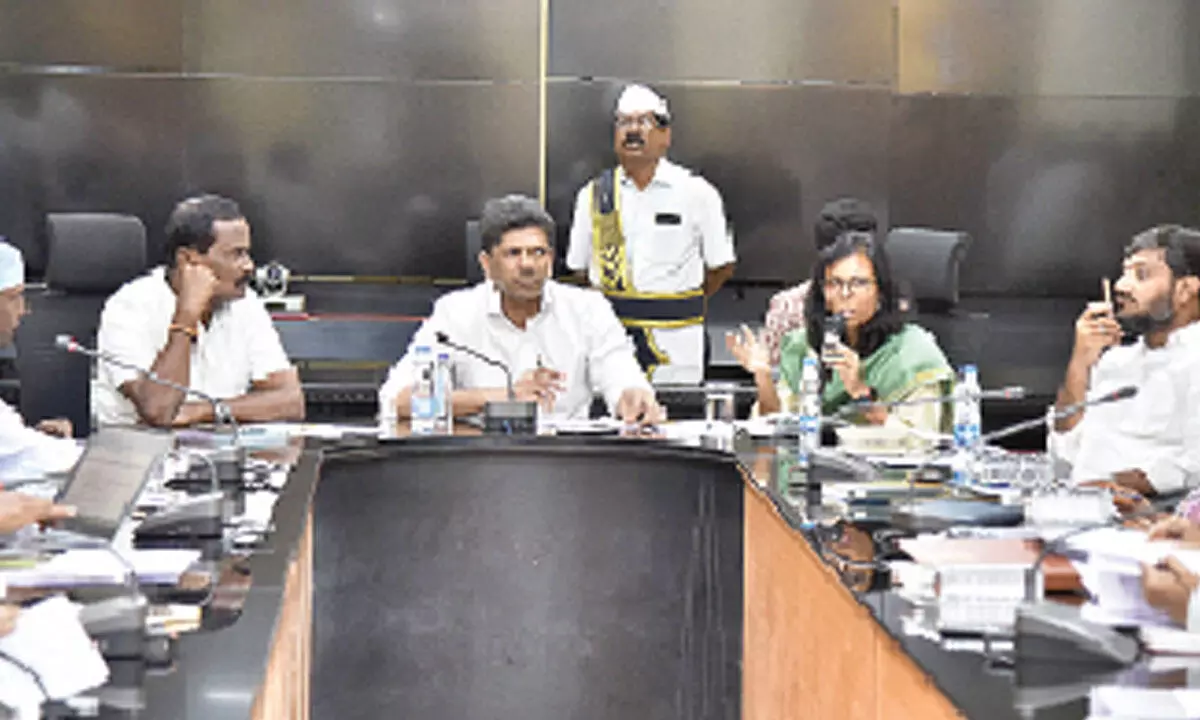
[382,194,662,424]
[1051,225,1200,496]
[566,84,736,385]
[94,195,304,427]
[0,241,84,478]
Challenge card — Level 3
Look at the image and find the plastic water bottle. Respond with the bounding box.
[797,356,821,469]
[434,351,453,435]
[952,364,982,484]
[377,386,397,437]
[954,364,982,449]
[410,345,437,436]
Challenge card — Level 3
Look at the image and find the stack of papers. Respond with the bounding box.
[1064,528,1200,636]
[0,548,201,588]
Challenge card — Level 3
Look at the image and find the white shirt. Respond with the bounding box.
[565,159,735,385]
[0,400,82,480]
[380,281,652,420]
[566,159,735,293]
[1050,322,1200,493]
[94,267,293,426]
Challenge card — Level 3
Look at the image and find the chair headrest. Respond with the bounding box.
[45,213,147,293]
[884,228,972,310]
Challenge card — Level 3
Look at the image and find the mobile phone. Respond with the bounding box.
[821,314,846,362]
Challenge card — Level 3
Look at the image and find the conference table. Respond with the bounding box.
[61,423,1200,720]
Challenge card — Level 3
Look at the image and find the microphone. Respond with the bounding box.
[55,335,240,443]
[431,331,536,435]
[835,383,1027,419]
[979,385,1137,445]
[434,331,514,400]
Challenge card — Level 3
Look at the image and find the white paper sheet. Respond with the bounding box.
[0,595,109,711]
[1090,686,1200,719]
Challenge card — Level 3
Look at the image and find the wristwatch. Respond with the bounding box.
[853,385,878,402]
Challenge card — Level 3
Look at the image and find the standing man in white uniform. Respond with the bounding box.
[0,241,83,479]
[566,84,737,385]
[94,195,305,427]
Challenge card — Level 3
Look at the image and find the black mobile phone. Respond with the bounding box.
[822,314,846,359]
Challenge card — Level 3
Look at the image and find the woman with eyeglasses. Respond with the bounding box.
[728,231,953,431]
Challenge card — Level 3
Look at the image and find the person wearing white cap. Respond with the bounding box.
[0,241,85,479]
[566,83,736,385]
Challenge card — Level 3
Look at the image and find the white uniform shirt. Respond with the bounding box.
[565,159,735,385]
[0,400,83,480]
[94,267,293,426]
[380,280,652,420]
[1050,322,1200,493]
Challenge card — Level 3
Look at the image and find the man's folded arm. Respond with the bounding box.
[102,297,194,427]
[175,367,306,425]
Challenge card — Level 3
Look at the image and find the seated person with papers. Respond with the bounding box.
[0,491,76,637]
[93,195,305,428]
[381,195,663,424]
[1050,225,1200,497]
[0,241,82,478]
[727,230,953,433]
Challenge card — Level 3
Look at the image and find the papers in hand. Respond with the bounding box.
[0,595,109,712]
[1065,528,1200,640]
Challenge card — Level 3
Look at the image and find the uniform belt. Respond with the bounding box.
[604,292,705,327]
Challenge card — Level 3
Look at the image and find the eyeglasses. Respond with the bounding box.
[614,114,659,130]
[823,277,876,296]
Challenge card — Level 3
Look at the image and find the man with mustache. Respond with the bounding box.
[566,84,736,385]
[94,195,304,427]
[383,195,661,423]
[1050,225,1200,496]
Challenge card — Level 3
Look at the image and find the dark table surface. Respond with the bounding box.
[41,429,1199,720]
[43,443,324,720]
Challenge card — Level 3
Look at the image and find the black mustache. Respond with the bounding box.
[623,135,645,146]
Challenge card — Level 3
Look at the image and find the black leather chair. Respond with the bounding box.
[884,228,972,315]
[464,219,483,283]
[17,214,147,436]
[883,228,986,367]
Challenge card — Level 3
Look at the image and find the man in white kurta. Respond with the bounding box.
[566,84,736,386]
[1050,225,1200,495]
[0,242,83,479]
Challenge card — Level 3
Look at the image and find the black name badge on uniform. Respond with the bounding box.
[655,212,682,226]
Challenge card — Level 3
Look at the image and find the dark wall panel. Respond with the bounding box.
[898,0,1200,97]
[185,0,538,80]
[888,96,1200,296]
[547,81,890,282]
[0,0,183,70]
[550,0,892,84]
[184,80,538,277]
[0,75,185,271]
